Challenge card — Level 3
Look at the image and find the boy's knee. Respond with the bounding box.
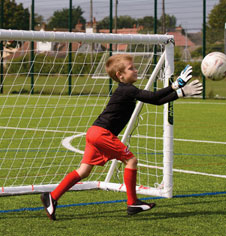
[125,156,137,169]
[131,156,138,165]
[77,164,93,179]
[80,172,90,179]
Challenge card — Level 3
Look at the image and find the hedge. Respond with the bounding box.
[5,53,103,75]
[174,61,201,77]
[5,53,202,77]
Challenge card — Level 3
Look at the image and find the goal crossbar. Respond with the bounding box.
[0,29,173,44]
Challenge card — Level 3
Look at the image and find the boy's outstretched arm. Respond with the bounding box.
[134,65,202,105]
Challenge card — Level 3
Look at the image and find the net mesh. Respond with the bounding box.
[0,32,171,195]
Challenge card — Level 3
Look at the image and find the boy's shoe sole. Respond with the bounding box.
[127,199,156,215]
[41,193,57,220]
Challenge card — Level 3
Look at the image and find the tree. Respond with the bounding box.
[96,16,110,30]
[35,14,45,26]
[97,15,136,30]
[137,16,158,31]
[47,6,86,30]
[0,0,30,30]
[97,14,177,34]
[159,14,176,31]
[207,0,226,43]
[116,16,137,29]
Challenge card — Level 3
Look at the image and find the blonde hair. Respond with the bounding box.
[105,54,133,82]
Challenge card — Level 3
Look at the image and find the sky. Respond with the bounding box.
[15,0,220,32]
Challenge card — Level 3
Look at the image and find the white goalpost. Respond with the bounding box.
[0,29,174,198]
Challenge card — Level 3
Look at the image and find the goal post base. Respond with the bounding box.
[0,182,98,196]
[98,182,172,198]
[0,181,172,198]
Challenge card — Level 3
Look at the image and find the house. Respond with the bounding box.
[167,27,195,47]
[167,27,197,60]
[98,25,143,51]
[2,22,198,62]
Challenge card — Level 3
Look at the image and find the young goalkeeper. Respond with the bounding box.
[41,54,202,220]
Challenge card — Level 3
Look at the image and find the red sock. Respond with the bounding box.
[124,168,137,205]
[51,170,81,201]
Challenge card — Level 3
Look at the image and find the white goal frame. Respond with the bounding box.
[0,30,174,198]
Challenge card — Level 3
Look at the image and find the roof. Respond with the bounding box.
[99,28,139,34]
[167,31,195,47]
[99,27,141,51]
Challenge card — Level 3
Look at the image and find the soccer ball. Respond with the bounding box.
[201,52,226,81]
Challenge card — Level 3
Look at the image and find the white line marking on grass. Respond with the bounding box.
[2,124,225,181]
[174,138,226,145]
[138,163,226,179]
[0,127,86,154]
[134,134,226,145]
[61,134,85,154]
[61,134,226,179]
[0,126,79,134]
[1,126,225,145]
[175,101,226,105]
[61,134,225,179]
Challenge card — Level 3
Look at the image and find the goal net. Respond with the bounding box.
[0,30,174,198]
[92,51,154,79]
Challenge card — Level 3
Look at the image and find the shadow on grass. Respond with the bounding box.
[1,207,225,222]
[135,210,226,221]
[0,195,225,221]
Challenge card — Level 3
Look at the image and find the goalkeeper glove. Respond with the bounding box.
[176,80,203,97]
[172,65,192,90]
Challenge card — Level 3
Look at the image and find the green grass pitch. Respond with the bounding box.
[0,96,226,236]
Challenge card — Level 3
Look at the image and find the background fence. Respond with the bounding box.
[0,0,226,98]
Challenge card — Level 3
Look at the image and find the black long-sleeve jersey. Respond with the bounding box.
[93,82,178,136]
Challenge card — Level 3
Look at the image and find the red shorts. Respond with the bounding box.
[81,126,134,166]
